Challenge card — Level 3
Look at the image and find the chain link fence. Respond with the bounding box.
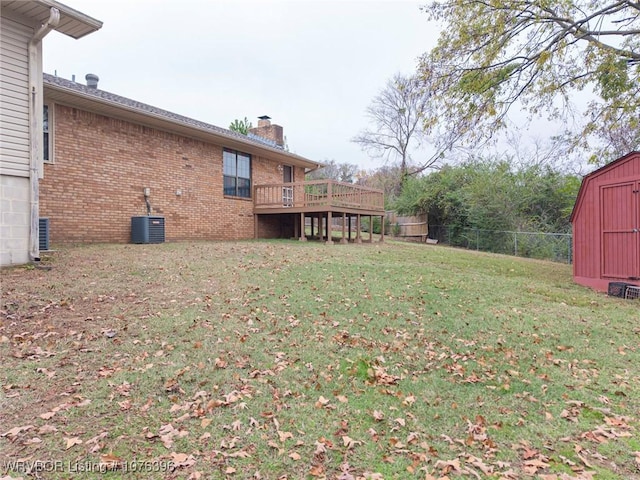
[428,226,573,264]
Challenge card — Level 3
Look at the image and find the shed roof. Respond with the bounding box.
[570,151,640,223]
[1,0,102,39]
[43,73,321,170]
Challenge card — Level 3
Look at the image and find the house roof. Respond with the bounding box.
[570,151,640,223]
[1,0,102,39]
[43,73,320,170]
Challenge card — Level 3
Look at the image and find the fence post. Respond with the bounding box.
[514,232,518,256]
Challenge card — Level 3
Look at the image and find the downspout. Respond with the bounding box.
[28,7,60,262]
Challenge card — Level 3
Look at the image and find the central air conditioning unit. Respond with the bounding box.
[131,216,165,244]
[39,218,50,251]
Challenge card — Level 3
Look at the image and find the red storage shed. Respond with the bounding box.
[571,151,640,292]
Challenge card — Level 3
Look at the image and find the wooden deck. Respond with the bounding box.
[253,180,385,243]
[254,180,384,214]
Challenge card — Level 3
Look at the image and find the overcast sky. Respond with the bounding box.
[43,0,439,170]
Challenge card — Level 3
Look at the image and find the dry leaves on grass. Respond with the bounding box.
[2,243,639,479]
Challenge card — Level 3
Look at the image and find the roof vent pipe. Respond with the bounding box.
[86,73,99,89]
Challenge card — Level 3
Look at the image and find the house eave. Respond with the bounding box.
[43,81,321,170]
[0,0,103,39]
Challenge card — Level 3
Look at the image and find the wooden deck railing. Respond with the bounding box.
[254,180,384,212]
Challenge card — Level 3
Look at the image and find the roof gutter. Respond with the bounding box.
[36,0,103,38]
[28,7,60,262]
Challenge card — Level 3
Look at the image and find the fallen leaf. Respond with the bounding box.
[36,367,56,378]
[372,410,384,421]
[2,425,34,437]
[99,453,123,470]
[65,437,83,449]
[342,435,360,449]
[309,465,325,477]
[171,452,196,468]
[402,394,416,406]
[38,425,57,435]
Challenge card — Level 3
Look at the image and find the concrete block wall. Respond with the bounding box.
[39,104,307,245]
[0,176,30,265]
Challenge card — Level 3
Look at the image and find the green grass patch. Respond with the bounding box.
[1,240,638,479]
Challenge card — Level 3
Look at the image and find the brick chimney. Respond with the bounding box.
[249,115,284,147]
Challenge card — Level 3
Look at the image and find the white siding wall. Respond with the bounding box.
[1,14,33,265]
[1,15,32,176]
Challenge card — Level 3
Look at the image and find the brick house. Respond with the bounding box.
[41,74,385,246]
[41,74,321,244]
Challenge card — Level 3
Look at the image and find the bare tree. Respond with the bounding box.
[306,159,358,183]
[352,73,441,185]
[355,164,404,202]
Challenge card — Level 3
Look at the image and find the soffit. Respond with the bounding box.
[1,0,102,38]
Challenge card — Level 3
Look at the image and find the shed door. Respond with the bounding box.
[601,181,640,280]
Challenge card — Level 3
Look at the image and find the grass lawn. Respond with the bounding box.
[1,240,639,479]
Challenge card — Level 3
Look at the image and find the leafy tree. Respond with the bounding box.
[306,159,358,183]
[394,157,580,236]
[419,1,640,164]
[352,73,442,185]
[229,117,253,135]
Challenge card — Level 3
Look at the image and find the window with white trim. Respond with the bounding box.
[223,149,251,198]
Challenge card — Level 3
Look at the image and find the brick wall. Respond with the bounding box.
[40,104,307,245]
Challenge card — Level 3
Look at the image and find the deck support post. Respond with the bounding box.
[326,211,333,244]
[348,215,352,242]
[368,215,373,243]
[254,214,259,239]
[311,215,315,239]
[356,215,362,243]
[298,213,306,241]
[340,213,347,244]
[379,214,385,243]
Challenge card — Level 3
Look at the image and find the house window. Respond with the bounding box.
[43,104,51,162]
[223,149,251,198]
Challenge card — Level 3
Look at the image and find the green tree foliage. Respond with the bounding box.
[419,1,640,164]
[395,158,580,235]
[229,117,253,135]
